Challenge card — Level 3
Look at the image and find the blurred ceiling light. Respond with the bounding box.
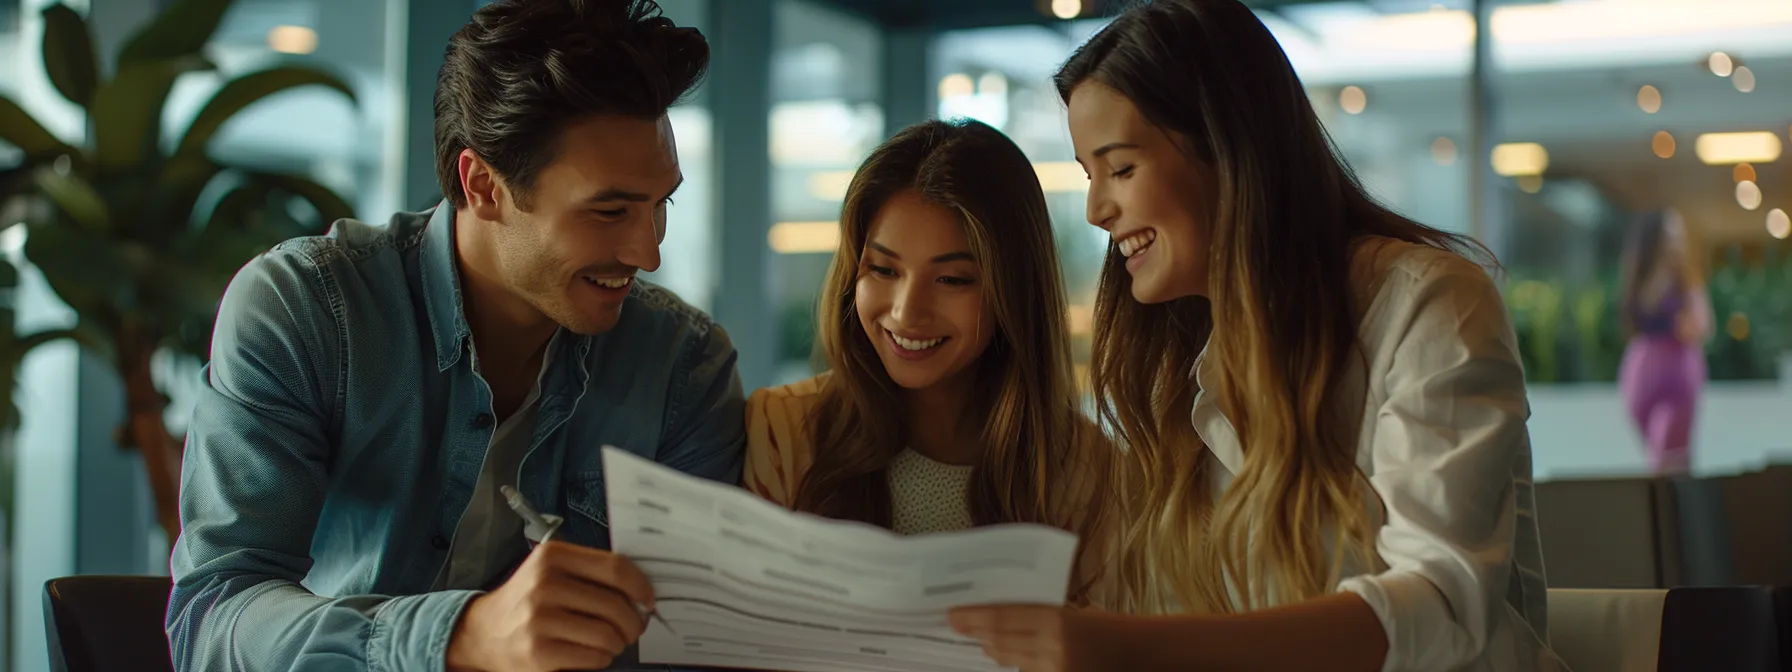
[268,25,317,55]
[1034,162,1088,193]
[1491,142,1549,177]
[769,221,839,254]
[978,72,1008,96]
[1051,0,1081,20]
[1736,180,1763,211]
[1335,10,1474,51]
[1337,3,1792,53]
[1516,175,1544,194]
[1695,131,1782,165]
[938,73,974,100]
[1727,311,1749,341]
[1767,208,1790,240]
[1733,66,1757,92]
[1734,163,1757,183]
[1637,85,1662,113]
[1652,131,1677,159]
[1431,137,1458,166]
[1339,86,1367,114]
[1708,52,1735,76]
[807,170,854,202]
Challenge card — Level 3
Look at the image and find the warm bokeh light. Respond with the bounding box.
[1736,180,1763,211]
[1652,131,1677,159]
[938,73,973,100]
[807,171,854,201]
[1727,312,1750,341]
[1637,85,1662,113]
[1431,137,1458,166]
[268,26,318,55]
[1340,86,1367,114]
[769,221,840,254]
[1492,142,1549,176]
[1709,52,1735,77]
[1033,162,1088,193]
[1733,66,1757,93]
[1051,0,1081,20]
[1734,163,1757,183]
[1517,175,1544,194]
[978,72,1008,96]
[1696,132,1782,165]
[1767,209,1791,240]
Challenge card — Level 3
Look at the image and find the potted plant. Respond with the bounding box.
[0,0,357,542]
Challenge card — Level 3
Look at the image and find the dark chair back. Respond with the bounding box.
[43,575,175,672]
[1536,477,1674,588]
[1717,468,1792,586]
[1657,586,1782,672]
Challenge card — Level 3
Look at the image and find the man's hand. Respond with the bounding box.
[447,541,654,672]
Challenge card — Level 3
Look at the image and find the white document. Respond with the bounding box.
[602,446,1079,672]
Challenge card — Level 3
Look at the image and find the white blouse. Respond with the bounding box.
[1190,237,1566,672]
[887,448,975,535]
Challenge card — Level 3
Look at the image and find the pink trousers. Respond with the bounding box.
[1618,335,1705,475]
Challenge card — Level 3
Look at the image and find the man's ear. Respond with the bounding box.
[459,149,506,222]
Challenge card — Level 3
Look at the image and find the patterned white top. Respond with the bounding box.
[888,448,974,535]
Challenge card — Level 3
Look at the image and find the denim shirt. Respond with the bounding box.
[167,203,746,671]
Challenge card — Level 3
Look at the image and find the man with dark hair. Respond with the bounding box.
[166,1,739,670]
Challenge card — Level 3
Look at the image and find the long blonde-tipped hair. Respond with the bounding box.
[1055,0,1486,614]
[793,120,1104,596]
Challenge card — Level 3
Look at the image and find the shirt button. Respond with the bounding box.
[431,534,450,550]
[471,413,493,429]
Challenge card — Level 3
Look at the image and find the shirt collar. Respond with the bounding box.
[1190,336,1245,476]
[419,201,471,372]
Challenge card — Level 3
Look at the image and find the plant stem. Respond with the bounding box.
[119,328,181,545]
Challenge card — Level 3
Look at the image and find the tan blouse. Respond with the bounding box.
[743,373,1112,606]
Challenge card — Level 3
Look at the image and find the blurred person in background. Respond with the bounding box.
[1618,208,1711,476]
[948,1,1562,670]
[167,1,744,671]
[744,118,1110,605]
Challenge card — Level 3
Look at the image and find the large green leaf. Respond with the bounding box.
[90,56,214,171]
[149,154,223,236]
[160,154,220,195]
[31,167,110,232]
[0,95,78,162]
[173,66,356,161]
[22,221,135,321]
[115,0,233,68]
[40,5,99,108]
[200,179,266,234]
[261,173,355,226]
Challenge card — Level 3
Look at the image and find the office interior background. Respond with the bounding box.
[0,0,1788,668]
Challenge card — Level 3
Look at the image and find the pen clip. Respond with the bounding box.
[502,485,563,545]
[525,514,563,546]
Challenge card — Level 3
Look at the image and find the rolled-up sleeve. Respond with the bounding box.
[169,251,480,671]
[1336,256,1529,672]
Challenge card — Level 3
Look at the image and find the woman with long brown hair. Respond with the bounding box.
[744,119,1105,598]
[950,1,1562,670]
[1618,208,1710,475]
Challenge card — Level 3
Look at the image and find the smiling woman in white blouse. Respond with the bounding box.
[948,1,1564,671]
